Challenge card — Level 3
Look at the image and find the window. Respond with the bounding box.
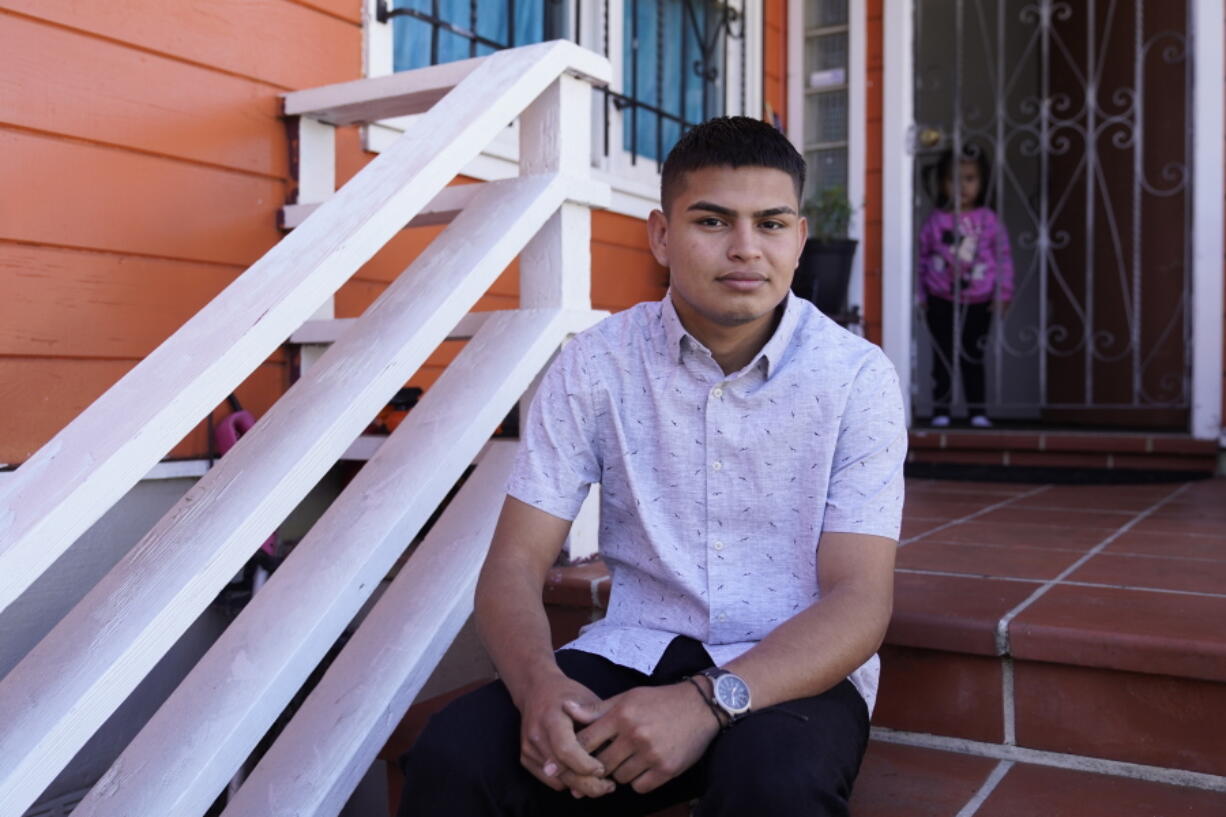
[384,0,565,70]
[803,0,849,199]
[619,0,738,163]
[366,0,761,215]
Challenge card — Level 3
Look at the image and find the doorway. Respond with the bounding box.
[907,0,1192,430]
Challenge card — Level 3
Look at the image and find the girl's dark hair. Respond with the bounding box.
[931,143,992,210]
[660,116,806,214]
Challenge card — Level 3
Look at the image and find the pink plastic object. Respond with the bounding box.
[214,410,277,556]
[214,410,256,454]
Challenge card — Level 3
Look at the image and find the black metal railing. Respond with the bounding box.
[379,0,745,166]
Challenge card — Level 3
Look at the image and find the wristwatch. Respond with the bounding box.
[699,667,752,725]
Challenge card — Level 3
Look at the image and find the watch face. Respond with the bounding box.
[714,673,751,713]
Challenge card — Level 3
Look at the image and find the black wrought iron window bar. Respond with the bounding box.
[377,0,569,61]
[379,0,746,167]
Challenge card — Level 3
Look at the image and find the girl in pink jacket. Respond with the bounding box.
[918,146,1013,428]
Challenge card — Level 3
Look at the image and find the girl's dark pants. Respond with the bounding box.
[927,296,992,414]
[396,636,870,817]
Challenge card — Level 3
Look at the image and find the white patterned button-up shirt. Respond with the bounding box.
[507,292,906,711]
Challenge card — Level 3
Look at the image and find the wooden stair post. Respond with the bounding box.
[518,72,604,560]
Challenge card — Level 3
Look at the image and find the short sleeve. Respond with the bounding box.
[506,337,602,521]
[822,350,907,539]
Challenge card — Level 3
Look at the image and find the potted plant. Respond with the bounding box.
[793,186,859,324]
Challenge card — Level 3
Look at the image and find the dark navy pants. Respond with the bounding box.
[927,296,992,414]
[397,636,870,817]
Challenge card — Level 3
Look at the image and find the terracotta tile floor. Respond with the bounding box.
[850,741,1226,816]
[897,476,1226,674]
[533,475,1226,815]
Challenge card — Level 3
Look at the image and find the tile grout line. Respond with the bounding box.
[893,569,1226,600]
[953,759,1014,817]
[900,484,1054,548]
[898,539,1226,563]
[992,482,1196,657]
[589,576,606,608]
[1001,656,1016,746]
[870,727,1226,793]
[1075,549,1226,565]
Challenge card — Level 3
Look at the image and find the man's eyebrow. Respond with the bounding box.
[686,201,736,216]
[686,202,798,218]
[752,206,798,218]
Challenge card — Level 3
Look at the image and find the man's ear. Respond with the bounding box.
[794,215,809,269]
[646,208,670,268]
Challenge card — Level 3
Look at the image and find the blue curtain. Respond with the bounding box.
[623,0,722,161]
[393,0,545,72]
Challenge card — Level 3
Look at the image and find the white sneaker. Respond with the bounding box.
[931,414,951,428]
[969,414,993,428]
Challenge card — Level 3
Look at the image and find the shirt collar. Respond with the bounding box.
[658,290,804,380]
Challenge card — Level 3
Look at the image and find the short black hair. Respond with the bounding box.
[933,143,992,209]
[660,116,806,214]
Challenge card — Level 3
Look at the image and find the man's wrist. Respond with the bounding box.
[684,676,727,731]
[504,657,567,709]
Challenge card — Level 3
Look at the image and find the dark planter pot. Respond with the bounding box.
[792,238,858,322]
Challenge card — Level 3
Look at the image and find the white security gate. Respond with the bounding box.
[910,0,1194,427]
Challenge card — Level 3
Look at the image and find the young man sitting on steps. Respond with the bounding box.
[397,116,906,817]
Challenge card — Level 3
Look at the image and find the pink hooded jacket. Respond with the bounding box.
[917,207,1014,305]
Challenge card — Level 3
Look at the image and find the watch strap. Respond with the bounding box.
[685,675,729,730]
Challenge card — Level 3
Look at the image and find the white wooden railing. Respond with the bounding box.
[0,40,610,817]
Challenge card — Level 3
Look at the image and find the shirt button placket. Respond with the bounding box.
[708,381,730,637]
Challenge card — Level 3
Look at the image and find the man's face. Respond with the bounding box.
[648,165,807,332]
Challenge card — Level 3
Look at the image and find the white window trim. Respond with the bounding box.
[787,0,866,322]
[1190,0,1224,441]
[362,0,762,221]
[880,0,914,424]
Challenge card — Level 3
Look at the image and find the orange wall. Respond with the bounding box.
[2,1,741,465]
[0,2,366,464]
[862,0,884,346]
[763,0,788,126]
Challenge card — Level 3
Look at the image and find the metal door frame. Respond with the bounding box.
[880,0,1223,439]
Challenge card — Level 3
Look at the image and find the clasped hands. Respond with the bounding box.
[518,673,721,799]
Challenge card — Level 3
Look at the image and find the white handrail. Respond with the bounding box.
[0,40,610,817]
[70,309,603,817]
[0,39,610,620]
[0,170,603,814]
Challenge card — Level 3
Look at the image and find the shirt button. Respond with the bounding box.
[714,541,725,551]
[711,386,724,398]
[718,613,728,622]
[712,460,723,471]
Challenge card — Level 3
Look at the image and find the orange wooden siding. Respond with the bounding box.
[862,0,884,346]
[0,1,353,464]
[762,0,788,126]
[1,1,726,464]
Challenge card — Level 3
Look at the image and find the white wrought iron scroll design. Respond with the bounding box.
[912,0,1191,414]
